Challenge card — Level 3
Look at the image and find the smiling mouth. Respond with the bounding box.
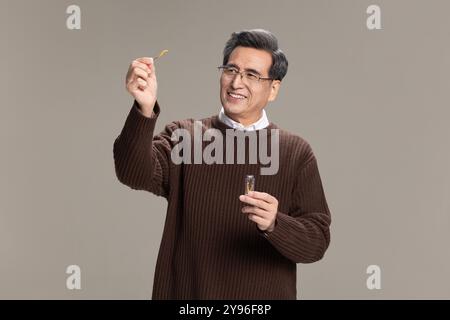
[227,92,247,99]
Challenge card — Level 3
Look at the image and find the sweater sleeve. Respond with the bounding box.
[113,100,175,198]
[260,150,332,264]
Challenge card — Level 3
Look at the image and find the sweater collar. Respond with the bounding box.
[218,107,270,131]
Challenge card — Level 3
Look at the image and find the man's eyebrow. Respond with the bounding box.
[245,68,262,76]
[225,63,263,76]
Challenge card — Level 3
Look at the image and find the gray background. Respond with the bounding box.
[1,0,449,299]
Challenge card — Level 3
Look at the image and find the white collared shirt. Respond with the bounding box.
[218,107,269,131]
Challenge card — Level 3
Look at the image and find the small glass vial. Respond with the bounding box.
[245,175,255,195]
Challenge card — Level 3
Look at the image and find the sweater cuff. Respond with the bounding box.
[119,100,161,148]
[133,100,160,119]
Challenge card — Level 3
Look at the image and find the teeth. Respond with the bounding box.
[229,93,245,99]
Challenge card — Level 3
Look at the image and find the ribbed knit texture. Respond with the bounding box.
[113,101,331,300]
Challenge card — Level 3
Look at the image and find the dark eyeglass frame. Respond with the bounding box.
[218,65,273,83]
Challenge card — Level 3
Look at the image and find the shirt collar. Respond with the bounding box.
[218,107,270,131]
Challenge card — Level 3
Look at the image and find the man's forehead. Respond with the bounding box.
[227,47,272,73]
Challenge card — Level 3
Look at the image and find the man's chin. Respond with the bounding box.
[223,102,246,115]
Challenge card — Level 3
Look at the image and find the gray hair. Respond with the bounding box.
[222,29,288,81]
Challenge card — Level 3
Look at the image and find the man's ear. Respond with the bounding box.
[268,80,281,102]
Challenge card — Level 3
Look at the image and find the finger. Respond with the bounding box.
[247,191,276,204]
[136,57,154,67]
[248,214,268,227]
[137,78,147,89]
[133,67,149,82]
[239,195,271,211]
[127,68,148,88]
[242,206,268,218]
[127,69,144,85]
[126,75,140,91]
[131,60,152,74]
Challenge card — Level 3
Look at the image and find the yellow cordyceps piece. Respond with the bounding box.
[245,175,255,195]
[154,49,169,61]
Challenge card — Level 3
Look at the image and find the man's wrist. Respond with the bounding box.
[136,101,156,118]
[257,220,277,238]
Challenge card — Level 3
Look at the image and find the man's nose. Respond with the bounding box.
[231,72,245,88]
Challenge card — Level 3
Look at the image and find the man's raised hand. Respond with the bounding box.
[125,57,157,117]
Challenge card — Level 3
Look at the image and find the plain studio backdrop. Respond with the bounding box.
[1,0,449,299]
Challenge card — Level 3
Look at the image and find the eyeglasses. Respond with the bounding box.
[218,65,273,84]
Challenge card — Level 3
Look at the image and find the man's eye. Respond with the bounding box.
[227,68,238,74]
[246,73,258,80]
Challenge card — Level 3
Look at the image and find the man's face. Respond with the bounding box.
[219,46,280,125]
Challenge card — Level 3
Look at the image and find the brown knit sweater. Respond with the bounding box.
[113,101,331,300]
